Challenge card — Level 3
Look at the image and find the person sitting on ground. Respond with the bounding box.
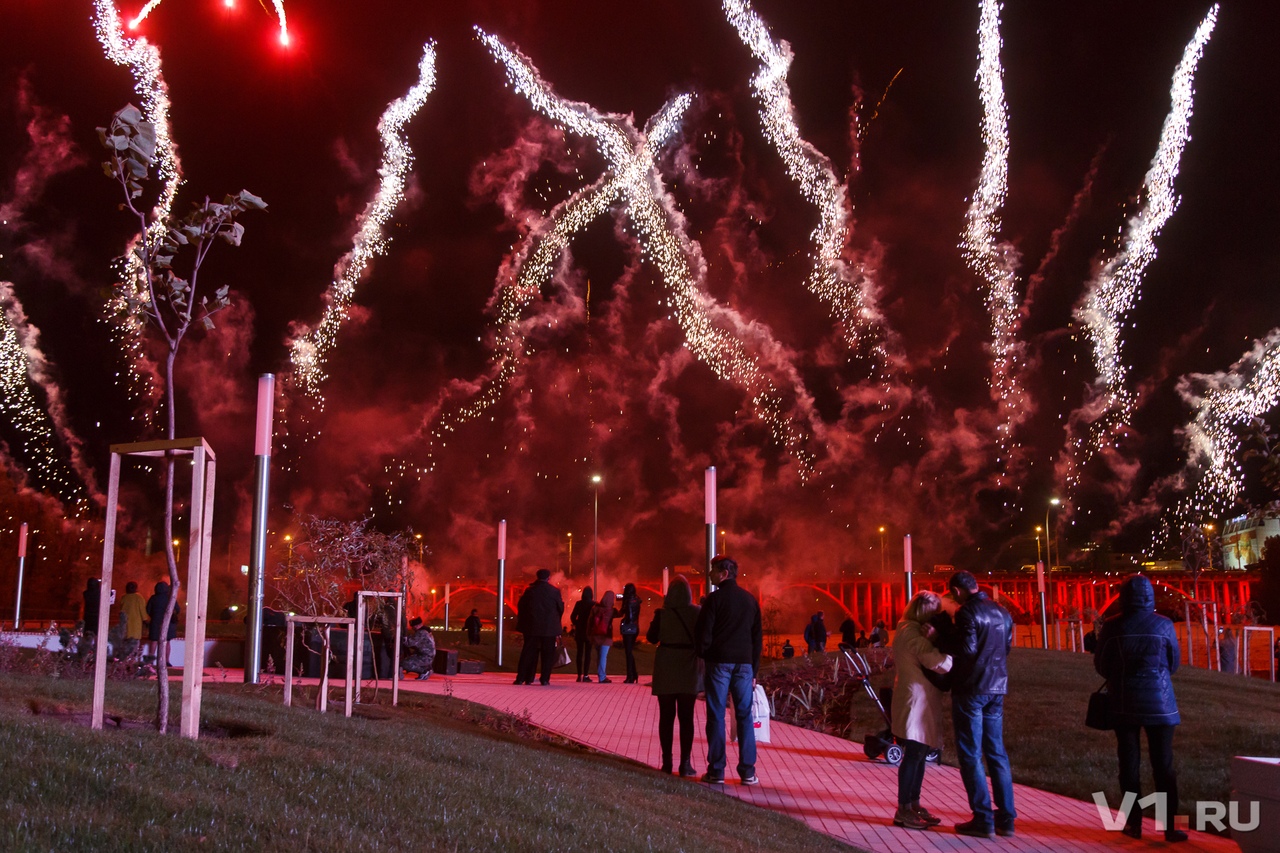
[856,630,870,648]
[781,639,795,659]
[402,617,436,680]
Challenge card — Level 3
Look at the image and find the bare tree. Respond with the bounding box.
[99,104,265,731]
[271,516,413,708]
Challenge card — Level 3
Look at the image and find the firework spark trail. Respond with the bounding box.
[1165,329,1280,538]
[1074,5,1218,440]
[287,42,437,403]
[0,283,99,508]
[480,30,818,472]
[130,0,289,43]
[960,0,1025,475]
[269,0,289,45]
[93,0,182,426]
[721,0,884,358]
[384,31,817,491]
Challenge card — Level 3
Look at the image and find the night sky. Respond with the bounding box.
[1,0,1277,595]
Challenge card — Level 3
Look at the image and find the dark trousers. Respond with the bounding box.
[1116,724,1178,831]
[575,636,592,679]
[516,635,557,684]
[657,693,696,766]
[622,633,639,681]
[897,738,931,807]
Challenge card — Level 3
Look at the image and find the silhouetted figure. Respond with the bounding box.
[569,588,595,682]
[1094,574,1186,843]
[515,569,564,685]
[619,583,642,683]
[647,575,701,777]
[464,609,482,645]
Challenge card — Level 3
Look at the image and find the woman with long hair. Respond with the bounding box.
[569,587,595,683]
[890,590,953,831]
[590,589,619,683]
[619,582,642,683]
[646,575,700,776]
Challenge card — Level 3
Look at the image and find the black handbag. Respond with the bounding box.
[1086,682,1112,730]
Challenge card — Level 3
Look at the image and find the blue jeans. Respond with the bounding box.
[704,662,756,779]
[952,693,1016,829]
[596,643,610,681]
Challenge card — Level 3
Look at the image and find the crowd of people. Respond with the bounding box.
[494,563,1201,842]
[73,577,180,665]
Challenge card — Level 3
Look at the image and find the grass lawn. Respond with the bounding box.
[0,670,857,853]
[795,647,1280,810]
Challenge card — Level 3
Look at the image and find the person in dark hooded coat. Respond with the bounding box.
[1094,574,1186,843]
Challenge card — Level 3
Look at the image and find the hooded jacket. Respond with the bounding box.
[1094,575,1181,726]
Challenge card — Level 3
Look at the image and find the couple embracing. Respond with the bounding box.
[891,571,1016,839]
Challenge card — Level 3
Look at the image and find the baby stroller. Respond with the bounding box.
[842,646,941,766]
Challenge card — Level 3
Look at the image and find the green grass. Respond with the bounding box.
[802,647,1280,810]
[0,671,858,853]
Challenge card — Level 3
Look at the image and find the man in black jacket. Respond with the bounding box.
[515,569,564,685]
[695,555,762,786]
[948,571,1017,839]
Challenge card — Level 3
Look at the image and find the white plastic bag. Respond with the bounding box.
[731,684,771,744]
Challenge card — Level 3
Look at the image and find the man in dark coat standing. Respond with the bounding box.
[515,569,564,685]
[1094,574,1186,842]
[695,555,762,786]
[948,570,1017,839]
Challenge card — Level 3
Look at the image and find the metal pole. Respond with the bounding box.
[13,522,28,629]
[903,533,914,602]
[497,520,507,667]
[1037,560,1049,649]
[245,373,274,684]
[593,485,599,594]
[705,467,717,592]
[444,582,451,630]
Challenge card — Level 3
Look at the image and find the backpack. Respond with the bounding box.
[590,605,610,637]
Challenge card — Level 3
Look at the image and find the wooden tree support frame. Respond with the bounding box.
[1241,625,1276,682]
[1183,599,1220,671]
[355,591,403,706]
[92,438,216,739]
[283,615,355,717]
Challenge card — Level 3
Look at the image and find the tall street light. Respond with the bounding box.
[1034,525,1043,563]
[719,529,727,554]
[878,526,886,575]
[415,533,424,564]
[1045,498,1061,570]
[592,475,602,593]
[566,532,573,577]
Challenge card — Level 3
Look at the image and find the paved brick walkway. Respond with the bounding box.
[396,672,1235,853]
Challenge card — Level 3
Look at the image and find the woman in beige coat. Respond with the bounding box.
[891,591,953,831]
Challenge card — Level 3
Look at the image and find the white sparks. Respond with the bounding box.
[0,283,98,508]
[1074,5,1218,436]
[721,0,883,356]
[287,42,437,401]
[960,0,1025,474]
[270,0,289,45]
[1174,329,1280,526]
[389,30,817,488]
[93,0,182,425]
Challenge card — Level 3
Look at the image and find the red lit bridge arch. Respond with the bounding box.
[416,571,1256,630]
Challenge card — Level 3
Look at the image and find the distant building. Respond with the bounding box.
[1221,515,1280,569]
